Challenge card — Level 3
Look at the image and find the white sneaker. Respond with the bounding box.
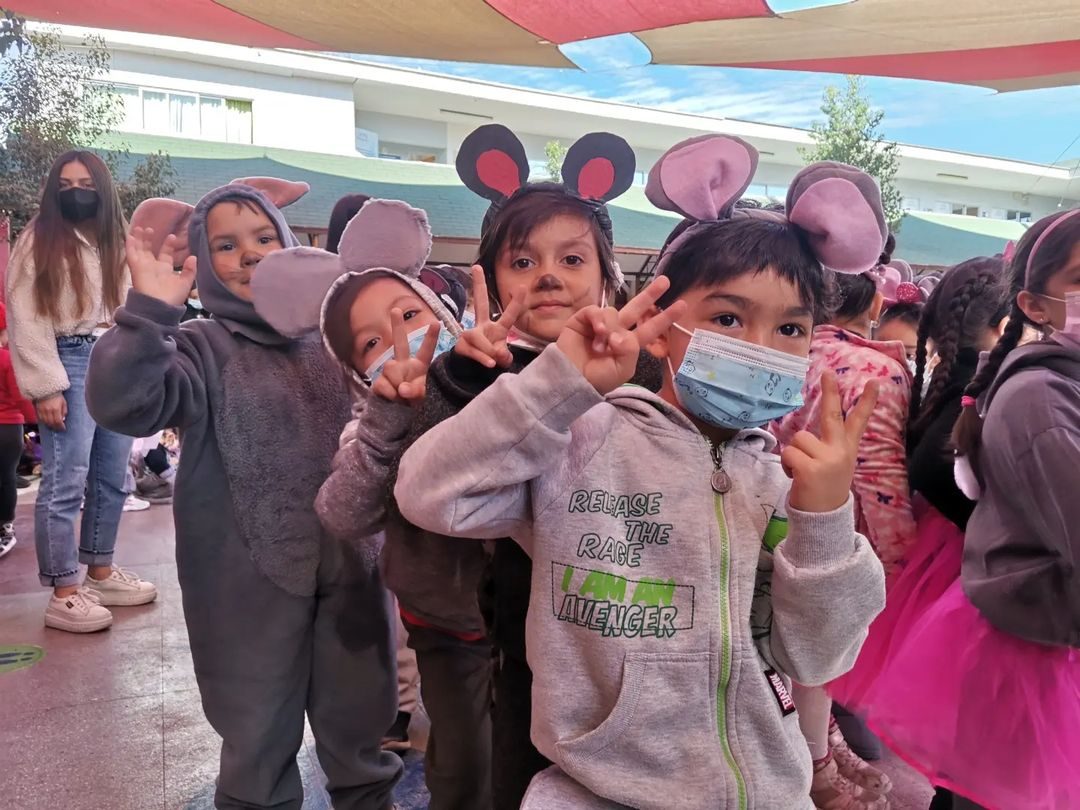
[0,523,15,559]
[45,587,113,633]
[85,566,158,606]
[122,495,150,512]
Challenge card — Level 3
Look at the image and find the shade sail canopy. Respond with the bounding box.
[12,0,1080,89]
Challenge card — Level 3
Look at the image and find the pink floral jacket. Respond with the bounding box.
[772,326,917,575]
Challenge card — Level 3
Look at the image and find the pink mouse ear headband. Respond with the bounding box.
[129,176,310,268]
[646,135,888,277]
[870,258,930,306]
[456,123,636,247]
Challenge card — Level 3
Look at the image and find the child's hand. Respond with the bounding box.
[126,227,196,307]
[453,266,525,369]
[370,309,440,405]
[781,372,879,513]
[557,276,686,395]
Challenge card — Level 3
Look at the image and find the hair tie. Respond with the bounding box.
[961,396,977,408]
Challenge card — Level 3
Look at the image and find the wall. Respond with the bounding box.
[108,51,357,155]
[353,110,449,157]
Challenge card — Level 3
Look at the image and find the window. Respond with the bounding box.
[107,83,253,143]
[982,208,1008,220]
[936,202,979,217]
[1008,209,1032,223]
[901,197,920,211]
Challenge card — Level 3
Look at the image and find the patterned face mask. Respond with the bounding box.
[364,324,458,383]
[667,325,809,430]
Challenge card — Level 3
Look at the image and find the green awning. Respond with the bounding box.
[894,211,1028,268]
[102,133,678,251]
[105,133,1029,267]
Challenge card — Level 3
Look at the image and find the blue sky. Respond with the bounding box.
[359,40,1080,167]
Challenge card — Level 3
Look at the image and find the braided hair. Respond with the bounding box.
[907,257,1008,442]
[952,209,1080,480]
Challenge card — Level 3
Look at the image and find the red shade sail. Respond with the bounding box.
[10,0,1080,90]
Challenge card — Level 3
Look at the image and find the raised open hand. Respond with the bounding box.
[780,372,880,513]
[453,266,525,369]
[556,275,687,395]
[126,226,196,307]
[370,309,441,405]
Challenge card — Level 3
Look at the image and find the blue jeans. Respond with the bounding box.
[35,337,133,588]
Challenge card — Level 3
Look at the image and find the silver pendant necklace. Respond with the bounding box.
[710,441,732,494]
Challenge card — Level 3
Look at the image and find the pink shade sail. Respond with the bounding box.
[485,0,771,45]
[12,0,1080,90]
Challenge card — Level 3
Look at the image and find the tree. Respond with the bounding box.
[800,75,903,229]
[0,17,176,235]
[544,139,568,183]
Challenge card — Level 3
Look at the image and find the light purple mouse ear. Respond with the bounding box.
[646,135,759,221]
[786,162,888,274]
[338,199,432,277]
[130,198,195,267]
[251,247,345,338]
[230,177,310,209]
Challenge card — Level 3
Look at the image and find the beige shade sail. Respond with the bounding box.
[12,0,1080,90]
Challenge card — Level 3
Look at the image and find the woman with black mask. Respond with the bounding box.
[6,150,156,633]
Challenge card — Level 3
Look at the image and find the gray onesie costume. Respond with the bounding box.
[85,183,402,810]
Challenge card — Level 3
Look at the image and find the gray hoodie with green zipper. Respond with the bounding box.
[396,345,886,810]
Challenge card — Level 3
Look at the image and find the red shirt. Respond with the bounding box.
[0,346,35,425]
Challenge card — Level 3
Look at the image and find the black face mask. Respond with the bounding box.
[58,188,100,223]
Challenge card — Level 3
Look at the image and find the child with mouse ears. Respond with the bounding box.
[394,134,887,809]
[85,178,402,810]
[400,124,663,809]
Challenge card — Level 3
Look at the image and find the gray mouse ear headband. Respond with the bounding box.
[251,198,441,338]
[647,134,888,277]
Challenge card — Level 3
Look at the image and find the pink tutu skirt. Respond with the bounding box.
[866,580,1080,809]
[829,504,963,711]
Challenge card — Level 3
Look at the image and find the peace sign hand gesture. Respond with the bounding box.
[453,266,525,369]
[370,308,440,405]
[126,226,196,308]
[557,275,687,396]
[780,371,880,513]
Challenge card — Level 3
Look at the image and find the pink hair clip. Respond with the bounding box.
[961,396,977,408]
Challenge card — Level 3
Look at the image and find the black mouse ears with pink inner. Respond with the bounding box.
[455,124,636,206]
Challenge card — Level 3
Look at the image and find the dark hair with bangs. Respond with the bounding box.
[655,217,827,316]
[880,302,923,329]
[474,184,619,308]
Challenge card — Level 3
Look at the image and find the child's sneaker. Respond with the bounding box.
[0,523,15,559]
[811,754,889,810]
[381,710,412,752]
[135,471,173,504]
[122,494,150,512]
[85,566,158,606]
[829,719,892,795]
[45,587,113,633]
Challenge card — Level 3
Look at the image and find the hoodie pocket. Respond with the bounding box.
[554,651,723,810]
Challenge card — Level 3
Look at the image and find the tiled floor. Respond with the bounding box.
[0,488,933,810]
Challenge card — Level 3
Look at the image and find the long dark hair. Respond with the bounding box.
[28,150,125,322]
[952,209,1080,478]
[473,184,619,309]
[326,193,371,254]
[908,256,1008,441]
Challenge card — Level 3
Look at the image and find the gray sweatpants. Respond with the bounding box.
[178,525,402,810]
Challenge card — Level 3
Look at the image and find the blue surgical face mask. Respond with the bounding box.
[666,324,810,430]
[364,323,458,383]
